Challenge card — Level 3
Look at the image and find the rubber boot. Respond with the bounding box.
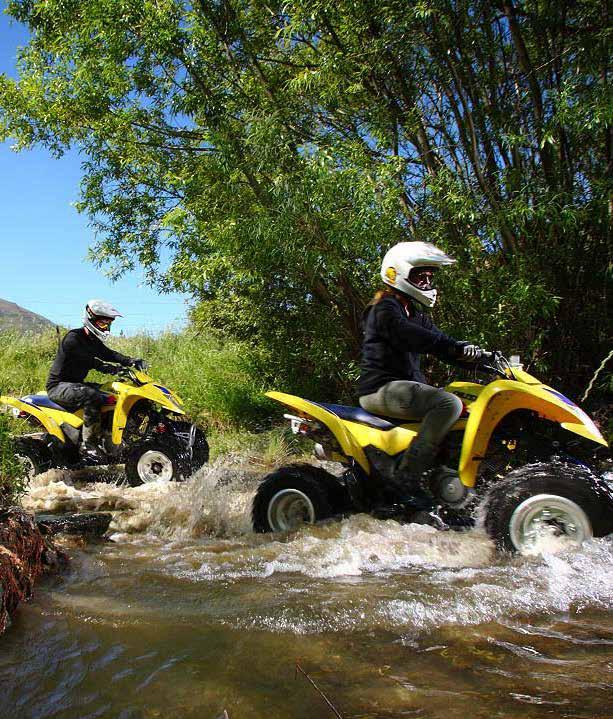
[388,440,438,505]
[393,442,453,529]
[80,419,105,464]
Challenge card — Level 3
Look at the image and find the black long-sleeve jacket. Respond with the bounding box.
[46,328,132,390]
[358,295,465,396]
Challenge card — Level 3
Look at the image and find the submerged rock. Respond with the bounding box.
[36,512,112,536]
[0,507,68,634]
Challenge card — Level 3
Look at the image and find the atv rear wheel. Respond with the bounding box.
[14,437,52,481]
[252,464,335,533]
[125,438,191,487]
[484,461,612,554]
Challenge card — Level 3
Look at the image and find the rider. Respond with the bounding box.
[46,300,146,461]
[358,241,485,502]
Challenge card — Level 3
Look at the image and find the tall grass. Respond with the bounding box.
[0,413,26,503]
[0,328,275,430]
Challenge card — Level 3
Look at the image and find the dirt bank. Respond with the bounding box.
[0,508,67,634]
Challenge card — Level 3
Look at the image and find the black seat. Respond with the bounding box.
[312,401,416,431]
[21,394,66,411]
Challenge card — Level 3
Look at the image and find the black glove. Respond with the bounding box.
[99,363,120,375]
[131,358,148,371]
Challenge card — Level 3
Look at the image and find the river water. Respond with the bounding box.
[1,459,612,719]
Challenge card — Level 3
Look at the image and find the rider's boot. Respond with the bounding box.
[391,440,439,508]
[80,420,106,464]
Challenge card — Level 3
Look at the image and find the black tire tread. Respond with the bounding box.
[484,461,613,552]
[252,463,336,533]
[14,436,53,476]
[125,437,189,487]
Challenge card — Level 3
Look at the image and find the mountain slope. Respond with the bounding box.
[0,299,55,332]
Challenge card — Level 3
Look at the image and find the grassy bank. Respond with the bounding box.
[0,327,300,468]
[0,328,275,429]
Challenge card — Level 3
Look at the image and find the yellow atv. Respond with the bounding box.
[252,353,612,554]
[0,368,209,486]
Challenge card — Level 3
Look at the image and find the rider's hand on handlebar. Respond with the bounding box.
[461,344,487,362]
[131,358,149,372]
[99,363,121,375]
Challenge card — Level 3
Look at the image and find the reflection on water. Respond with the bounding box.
[3,461,613,718]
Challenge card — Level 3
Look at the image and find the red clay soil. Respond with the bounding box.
[0,508,67,634]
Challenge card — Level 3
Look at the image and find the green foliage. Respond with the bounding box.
[0,413,27,506]
[0,329,59,395]
[0,328,270,429]
[112,329,272,428]
[1,0,611,398]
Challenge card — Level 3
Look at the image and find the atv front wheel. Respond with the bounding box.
[14,437,52,481]
[484,462,613,554]
[252,464,336,533]
[183,425,210,470]
[125,438,190,487]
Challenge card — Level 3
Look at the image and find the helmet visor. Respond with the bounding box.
[408,266,437,291]
[93,317,113,331]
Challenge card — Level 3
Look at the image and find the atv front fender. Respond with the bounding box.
[0,395,66,443]
[458,380,606,488]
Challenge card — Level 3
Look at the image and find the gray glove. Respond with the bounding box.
[461,344,485,362]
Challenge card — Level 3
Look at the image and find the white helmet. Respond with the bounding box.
[83,299,122,343]
[380,241,455,307]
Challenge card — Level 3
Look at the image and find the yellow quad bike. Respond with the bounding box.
[252,353,612,554]
[0,367,209,486]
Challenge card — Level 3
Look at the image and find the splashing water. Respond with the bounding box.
[6,459,613,719]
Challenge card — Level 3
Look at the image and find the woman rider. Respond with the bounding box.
[358,241,485,502]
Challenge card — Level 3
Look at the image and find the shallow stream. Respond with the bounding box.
[1,460,612,718]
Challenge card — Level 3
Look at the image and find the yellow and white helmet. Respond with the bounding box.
[380,241,455,307]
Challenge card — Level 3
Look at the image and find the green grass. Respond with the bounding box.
[0,413,27,504]
[0,327,275,430]
[0,328,315,505]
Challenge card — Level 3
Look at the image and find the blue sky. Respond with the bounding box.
[0,11,189,334]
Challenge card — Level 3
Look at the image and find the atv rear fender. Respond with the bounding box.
[0,395,66,443]
[266,391,371,473]
[459,380,608,488]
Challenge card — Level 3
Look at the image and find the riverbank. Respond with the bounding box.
[0,508,67,634]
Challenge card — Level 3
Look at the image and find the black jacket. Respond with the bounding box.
[358,295,465,396]
[47,328,132,390]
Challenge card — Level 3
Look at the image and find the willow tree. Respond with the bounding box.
[1,0,610,398]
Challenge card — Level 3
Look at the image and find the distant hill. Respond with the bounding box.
[0,299,55,332]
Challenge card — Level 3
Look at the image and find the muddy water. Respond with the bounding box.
[2,460,612,719]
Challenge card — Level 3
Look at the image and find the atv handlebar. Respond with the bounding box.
[114,366,145,385]
[478,350,518,379]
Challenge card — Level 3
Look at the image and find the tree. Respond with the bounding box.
[1,0,610,399]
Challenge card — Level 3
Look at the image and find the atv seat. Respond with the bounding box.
[21,394,66,411]
[313,402,416,431]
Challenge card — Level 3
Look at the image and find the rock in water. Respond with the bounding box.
[36,512,112,536]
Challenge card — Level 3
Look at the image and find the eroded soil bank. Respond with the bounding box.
[0,507,67,634]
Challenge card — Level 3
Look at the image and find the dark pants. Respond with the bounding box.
[47,382,107,446]
[360,380,463,478]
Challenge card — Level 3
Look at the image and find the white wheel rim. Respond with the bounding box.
[267,489,316,531]
[136,450,174,483]
[15,453,36,479]
[509,493,593,553]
